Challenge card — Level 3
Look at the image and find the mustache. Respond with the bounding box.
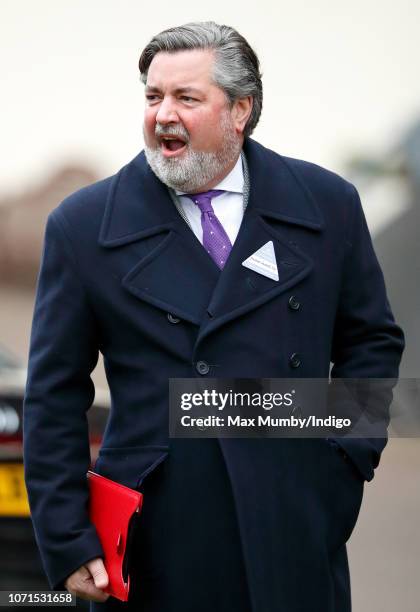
[155,123,190,142]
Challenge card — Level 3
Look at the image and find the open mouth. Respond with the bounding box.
[160,136,188,156]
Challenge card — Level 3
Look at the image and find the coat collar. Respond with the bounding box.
[98,138,323,335]
[244,138,324,231]
[98,137,324,248]
[98,149,179,248]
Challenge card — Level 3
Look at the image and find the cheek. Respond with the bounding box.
[143,111,157,136]
[188,113,225,148]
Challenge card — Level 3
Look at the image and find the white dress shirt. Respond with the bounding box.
[175,154,244,246]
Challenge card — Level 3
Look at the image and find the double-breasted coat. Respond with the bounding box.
[23,137,404,611]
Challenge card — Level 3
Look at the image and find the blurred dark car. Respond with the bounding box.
[0,344,109,609]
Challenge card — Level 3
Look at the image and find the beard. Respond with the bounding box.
[143,110,242,193]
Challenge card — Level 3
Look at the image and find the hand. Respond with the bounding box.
[64,557,110,602]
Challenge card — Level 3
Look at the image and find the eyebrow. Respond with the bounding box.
[145,86,203,96]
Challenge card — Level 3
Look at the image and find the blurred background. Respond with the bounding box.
[0,1,419,610]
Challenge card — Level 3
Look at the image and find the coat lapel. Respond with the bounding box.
[196,208,313,343]
[195,137,325,343]
[98,139,324,332]
[98,151,220,325]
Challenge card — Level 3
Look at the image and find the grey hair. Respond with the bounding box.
[138,21,263,137]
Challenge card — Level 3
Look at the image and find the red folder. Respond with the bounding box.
[87,470,143,602]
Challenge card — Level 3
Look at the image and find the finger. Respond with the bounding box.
[66,563,110,603]
[86,558,109,589]
[73,582,110,603]
[65,564,90,591]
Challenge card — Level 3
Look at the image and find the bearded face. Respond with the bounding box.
[142,49,243,193]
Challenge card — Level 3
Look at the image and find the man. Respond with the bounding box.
[23,21,404,612]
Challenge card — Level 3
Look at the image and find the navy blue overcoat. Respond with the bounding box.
[23,137,404,611]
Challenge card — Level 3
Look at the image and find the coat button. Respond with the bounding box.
[167,313,180,324]
[288,295,300,310]
[289,353,301,368]
[196,361,210,375]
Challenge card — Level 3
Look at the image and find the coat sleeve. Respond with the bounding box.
[329,183,405,481]
[23,210,104,590]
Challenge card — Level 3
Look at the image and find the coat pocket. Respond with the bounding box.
[323,439,364,549]
[93,445,169,490]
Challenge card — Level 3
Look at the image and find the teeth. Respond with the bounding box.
[161,136,184,141]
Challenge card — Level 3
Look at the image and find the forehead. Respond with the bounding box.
[146,49,216,90]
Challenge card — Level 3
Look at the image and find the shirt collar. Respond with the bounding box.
[175,152,244,196]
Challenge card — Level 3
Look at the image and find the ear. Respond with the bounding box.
[231,96,253,135]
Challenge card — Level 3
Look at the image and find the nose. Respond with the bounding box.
[155,96,179,125]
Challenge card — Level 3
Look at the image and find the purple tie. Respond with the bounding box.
[183,189,232,269]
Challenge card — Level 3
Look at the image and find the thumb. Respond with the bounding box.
[86,557,109,589]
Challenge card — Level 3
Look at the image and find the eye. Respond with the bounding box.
[180,96,197,102]
[146,94,160,102]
